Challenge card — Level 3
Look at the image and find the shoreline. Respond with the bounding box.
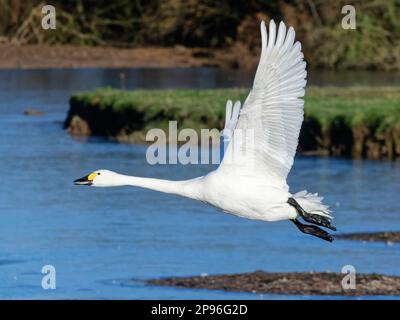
[148,271,400,296]
[0,44,252,70]
[337,232,400,244]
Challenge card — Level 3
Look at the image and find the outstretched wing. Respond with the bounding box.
[220,20,307,185]
[220,99,241,160]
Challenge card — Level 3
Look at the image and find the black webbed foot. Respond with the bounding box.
[291,219,334,242]
[287,197,336,231]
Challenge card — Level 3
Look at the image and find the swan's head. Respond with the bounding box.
[74,169,119,187]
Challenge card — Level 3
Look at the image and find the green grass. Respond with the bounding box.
[70,86,400,134]
[305,87,400,133]
[70,87,248,132]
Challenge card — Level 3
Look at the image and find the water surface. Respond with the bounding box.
[0,68,399,299]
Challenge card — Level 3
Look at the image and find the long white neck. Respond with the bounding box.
[110,173,204,201]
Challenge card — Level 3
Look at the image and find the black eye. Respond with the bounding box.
[98,173,101,175]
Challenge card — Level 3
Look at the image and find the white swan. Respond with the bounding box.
[74,20,336,241]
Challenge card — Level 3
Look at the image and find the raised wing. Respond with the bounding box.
[220,20,307,184]
[220,99,241,160]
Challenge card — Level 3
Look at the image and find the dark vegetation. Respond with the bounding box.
[1,0,400,70]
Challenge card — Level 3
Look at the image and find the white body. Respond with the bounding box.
[76,20,332,223]
[201,169,292,221]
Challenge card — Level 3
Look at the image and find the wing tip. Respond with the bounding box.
[260,20,267,48]
[269,19,276,27]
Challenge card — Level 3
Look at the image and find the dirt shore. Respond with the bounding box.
[338,232,400,243]
[148,271,400,296]
[0,43,251,69]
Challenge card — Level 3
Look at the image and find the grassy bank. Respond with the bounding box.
[65,87,400,159]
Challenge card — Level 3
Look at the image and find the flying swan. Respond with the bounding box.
[74,20,336,241]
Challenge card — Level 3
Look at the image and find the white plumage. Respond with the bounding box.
[222,20,306,182]
[75,20,334,241]
[221,99,241,155]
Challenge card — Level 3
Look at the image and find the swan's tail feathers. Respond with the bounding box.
[292,190,332,220]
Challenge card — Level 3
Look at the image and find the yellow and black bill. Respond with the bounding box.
[74,172,97,186]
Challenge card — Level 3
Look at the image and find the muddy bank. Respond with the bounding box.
[298,119,400,160]
[148,271,400,296]
[338,232,400,244]
[65,111,400,160]
[0,43,247,69]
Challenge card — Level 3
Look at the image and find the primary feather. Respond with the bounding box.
[221,20,307,187]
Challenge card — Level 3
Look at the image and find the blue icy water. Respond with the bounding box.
[0,68,399,299]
